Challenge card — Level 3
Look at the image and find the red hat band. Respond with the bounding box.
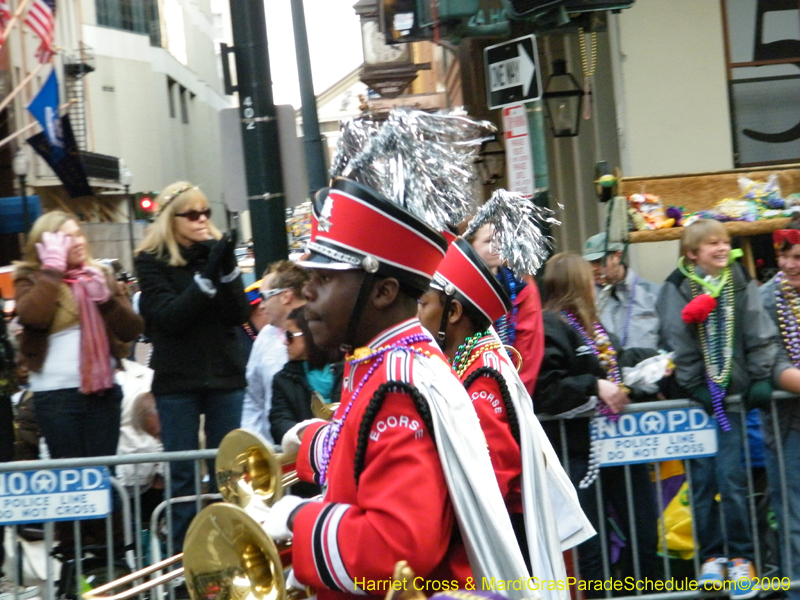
[435,238,511,324]
[307,178,447,282]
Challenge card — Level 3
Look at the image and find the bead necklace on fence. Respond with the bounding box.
[775,271,800,368]
[561,311,624,488]
[494,269,518,345]
[451,330,501,378]
[690,265,735,432]
[318,332,433,486]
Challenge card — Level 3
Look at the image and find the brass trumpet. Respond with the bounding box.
[85,429,299,600]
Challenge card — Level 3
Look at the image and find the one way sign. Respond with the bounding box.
[484,35,542,110]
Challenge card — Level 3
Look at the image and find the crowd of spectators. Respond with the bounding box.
[3,187,800,600]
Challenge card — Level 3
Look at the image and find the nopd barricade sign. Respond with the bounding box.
[0,467,112,525]
[596,408,717,466]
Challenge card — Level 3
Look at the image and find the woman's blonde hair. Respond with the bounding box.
[15,211,96,272]
[543,252,598,334]
[135,181,221,266]
[681,219,729,259]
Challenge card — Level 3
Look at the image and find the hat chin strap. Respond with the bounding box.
[339,260,379,354]
[435,285,456,351]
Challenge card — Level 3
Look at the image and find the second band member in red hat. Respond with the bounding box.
[418,232,593,600]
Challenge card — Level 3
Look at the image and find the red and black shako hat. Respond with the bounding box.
[432,237,512,325]
[301,177,448,293]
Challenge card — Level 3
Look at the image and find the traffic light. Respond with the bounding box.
[133,192,160,220]
[139,195,156,213]
[380,0,478,42]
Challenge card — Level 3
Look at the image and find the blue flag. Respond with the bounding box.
[27,70,64,162]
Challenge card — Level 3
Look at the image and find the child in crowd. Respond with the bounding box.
[657,219,776,599]
[758,222,800,600]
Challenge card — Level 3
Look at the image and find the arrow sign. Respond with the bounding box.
[489,44,536,97]
[484,35,543,110]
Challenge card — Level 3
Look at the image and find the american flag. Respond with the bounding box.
[0,0,11,36]
[25,0,55,63]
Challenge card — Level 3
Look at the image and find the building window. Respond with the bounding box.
[96,0,161,46]
[167,78,176,118]
[722,0,800,166]
[179,86,189,124]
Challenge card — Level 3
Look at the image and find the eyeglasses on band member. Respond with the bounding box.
[175,208,212,221]
[259,288,287,303]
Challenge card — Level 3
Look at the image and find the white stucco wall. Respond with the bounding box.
[614,0,736,282]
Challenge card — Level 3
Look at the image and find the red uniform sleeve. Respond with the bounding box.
[467,372,522,512]
[296,421,329,485]
[512,280,544,396]
[291,391,454,594]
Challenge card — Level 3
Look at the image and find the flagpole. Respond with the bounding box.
[1,0,33,43]
[0,100,72,150]
[0,62,44,115]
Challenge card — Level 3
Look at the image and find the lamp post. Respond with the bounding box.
[12,149,30,238]
[120,166,134,267]
[542,59,584,138]
[475,137,507,186]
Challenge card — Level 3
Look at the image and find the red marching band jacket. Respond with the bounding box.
[458,336,522,516]
[292,320,472,600]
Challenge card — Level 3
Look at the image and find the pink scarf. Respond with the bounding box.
[64,266,114,394]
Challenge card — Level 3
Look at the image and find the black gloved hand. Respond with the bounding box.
[219,230,238,278]
[744,379,773,411]
[690,385,714,415]
[201,234,230,283]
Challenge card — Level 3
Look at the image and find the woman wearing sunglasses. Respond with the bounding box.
[134,181,250,553]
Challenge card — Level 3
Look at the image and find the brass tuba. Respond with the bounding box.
[85,429,299,600]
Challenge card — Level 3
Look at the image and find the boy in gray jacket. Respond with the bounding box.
[656,219,776,600]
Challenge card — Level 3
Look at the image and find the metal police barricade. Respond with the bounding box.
[0,449,215,600]
[537,393,800,599]
[1,396,799,600]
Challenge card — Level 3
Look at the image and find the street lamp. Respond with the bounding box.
[12,149,30,236]
[542,59,584,138]
[120,165,134,266]
[475,137,506,186]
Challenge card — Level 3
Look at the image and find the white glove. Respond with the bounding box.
[281,419,326,456]
[242,494,273,525]
[285,568,303,592]
[260,494,307,543]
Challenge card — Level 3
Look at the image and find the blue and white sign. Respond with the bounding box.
[0,467,112,525]
[596,408,717,466]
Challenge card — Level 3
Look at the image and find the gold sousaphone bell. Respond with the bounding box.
[85,429,299,600]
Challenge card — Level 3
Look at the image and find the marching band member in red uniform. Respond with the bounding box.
[248,171,530,600]
[417,192,593,600]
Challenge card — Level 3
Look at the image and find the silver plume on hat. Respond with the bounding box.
[464,189,560,276]
[330,108,495,233]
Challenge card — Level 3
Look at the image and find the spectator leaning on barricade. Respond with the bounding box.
[13,211,144,547]
[467,222,545,394]
[757,220,800,599]
[656,218,776,598]
[583,232,660,350]
[134,181,250,553]
[535,252,664,594]
[241,261,308,444]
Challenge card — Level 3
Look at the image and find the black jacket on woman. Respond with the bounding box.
[535,310,657,458]
[135,243,250,395]
[269,360,343,443]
